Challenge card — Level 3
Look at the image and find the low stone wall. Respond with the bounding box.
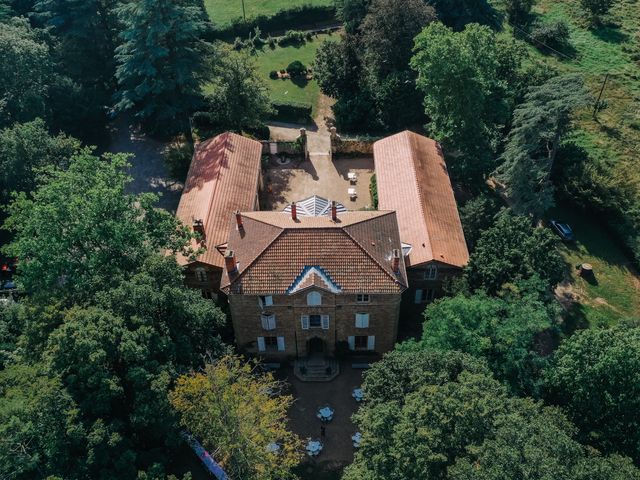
[261,128,308,159]
[330,127,380,157]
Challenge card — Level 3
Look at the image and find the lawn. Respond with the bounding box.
[549,205,640,328]
[251,33,337,115]
[204,0,334,26]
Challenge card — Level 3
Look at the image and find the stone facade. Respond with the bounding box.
[229,289,401,360]
[183,262,222,300]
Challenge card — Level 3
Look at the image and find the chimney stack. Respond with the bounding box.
[291,202,297,221]
[392,249,401,274]
[225,250,237,274]
[192,218,205,236]
[235,210,243,230]
[331,200,337,222]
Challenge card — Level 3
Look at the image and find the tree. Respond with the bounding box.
[314,37,361,98]
[3,150,196,303]
[0,364,86,480]
[0,119,80,206]
[416,291,557,395]
[412,23,526,181]
[579,0,615,22]
[505,0,535,26]
[458,193,502,250]
[204,47,272,132]
[429,0,497,30]
[465,213,565,294]
[497,75,588,217]
[544,323,640,462]
[170,355,302,480]
[43,258,227,478]
[335,0,371,33]
[0,18,51,128]
[114,0,212,135]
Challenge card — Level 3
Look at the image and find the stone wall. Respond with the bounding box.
[330,127,380,157]
[228,289,402,360]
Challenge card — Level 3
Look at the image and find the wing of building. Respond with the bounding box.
[175,132,263,298]
[374,130,469,305]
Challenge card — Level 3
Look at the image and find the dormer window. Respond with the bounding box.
[195,268,207,282]
[306,291,322,306]
[423,265,438,281]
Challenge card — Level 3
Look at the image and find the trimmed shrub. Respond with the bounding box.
[370,174,378,209]
[269,70,278,79]
[270,101,312,123]
[286,60,307,77]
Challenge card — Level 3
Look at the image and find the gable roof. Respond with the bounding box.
[373,130,469,268]
[175,132,262,268]
[221,211,408,295]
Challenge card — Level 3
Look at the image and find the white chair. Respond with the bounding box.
[348,172,358,184]
[348,188,357,200]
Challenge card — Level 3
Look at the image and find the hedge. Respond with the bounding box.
[269,101,313,124]
[209,5,336,41]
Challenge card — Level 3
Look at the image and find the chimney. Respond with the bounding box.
[192,218,205,236]
[225,250,237,274]
[235,210,243,230]
[291,202,297,221]
[392,249,401,274]
[331,200,337,222]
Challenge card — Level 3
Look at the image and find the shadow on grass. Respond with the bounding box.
[293,463,342,480]
[591,24,629,44]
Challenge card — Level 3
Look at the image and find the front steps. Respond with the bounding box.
[294,357,340,382]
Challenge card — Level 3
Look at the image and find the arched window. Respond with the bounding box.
[306,291,322,306]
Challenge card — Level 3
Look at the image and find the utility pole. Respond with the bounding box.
[593,73,609,119]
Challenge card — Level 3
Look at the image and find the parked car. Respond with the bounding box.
[550,219,575,241]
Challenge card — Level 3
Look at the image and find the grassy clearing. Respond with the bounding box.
[251,33,337,114]
[204,0,334,26]
[549,205,640,328]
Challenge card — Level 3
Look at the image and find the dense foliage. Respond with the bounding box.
[170,356,302,480]
[544,323,640,462]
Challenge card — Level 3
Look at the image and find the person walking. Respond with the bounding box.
[320,425,326,439]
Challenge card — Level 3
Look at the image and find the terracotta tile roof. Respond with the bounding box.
[175,132,263,268]
[221,211,408,295]
[373,131,469,268]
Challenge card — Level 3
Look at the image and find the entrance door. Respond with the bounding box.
[307,337,324,354]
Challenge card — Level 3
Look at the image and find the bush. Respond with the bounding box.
[286,60,307,77]
[242,123,271,140]
[269,70,278,79]
[278,30,307,47]
[164,139,194,181]
[529,19,571,51]
[270,101,312,123]
[370,174,378,209]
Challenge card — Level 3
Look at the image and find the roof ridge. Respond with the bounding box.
[202,132,230,229]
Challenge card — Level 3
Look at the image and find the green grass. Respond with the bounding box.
[251,33,336,115]
[204,0,334,26]
[549,205,640,328]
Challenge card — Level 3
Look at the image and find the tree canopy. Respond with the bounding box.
[170,355,302,480]
[544,323,640,462]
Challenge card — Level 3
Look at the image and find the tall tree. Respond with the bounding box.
[0,119,80,206]
[465,213,565,294]
[416,290,557,395]
[204,46,273,132]
[114,0,212,135]
[3,150,196,303]
[412,23,526,181]
[335,0,371,33]
[170,355,302,480]
[544,323,640,462]
[497,75,588,217]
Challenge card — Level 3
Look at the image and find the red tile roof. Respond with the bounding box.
[374,131,469,268]
[175,132,262,268]
[221,211,408,295]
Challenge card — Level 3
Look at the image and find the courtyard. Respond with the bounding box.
[262,154,375,211]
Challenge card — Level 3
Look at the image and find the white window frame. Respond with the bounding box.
[261,313,276,331]
[259,295,274,308]
[356,294,370,304]
[355,313,370,328]
[301,315,310,330]
[195,267,208,282]
[306,291,322,306]
[423,264,438,281]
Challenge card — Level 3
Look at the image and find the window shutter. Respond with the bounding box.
[257,337,266,352]
[321,315,330,330]
[355,313,369,328]
[268,315,277,330]
[265,295,273,306]
[414,289,423,304]
[301,315,310,330]
[348,336,355,351]
[277,336,285,351]
[261,315,269,330]
[367,336,376,351]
